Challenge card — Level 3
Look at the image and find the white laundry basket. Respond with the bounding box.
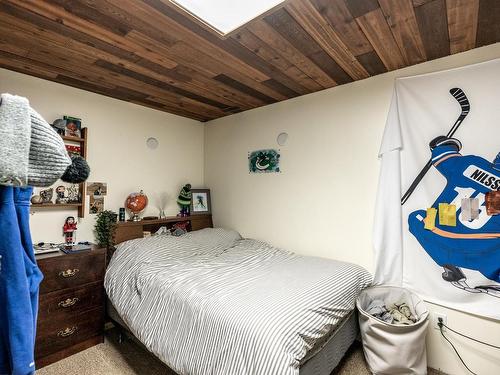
[356,286,429,375]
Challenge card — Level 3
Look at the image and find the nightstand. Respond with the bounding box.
[35,246,106,368]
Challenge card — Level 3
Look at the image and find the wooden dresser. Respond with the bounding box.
[35,246,106,368]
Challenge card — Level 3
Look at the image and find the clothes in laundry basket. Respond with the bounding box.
[366,299,417,325]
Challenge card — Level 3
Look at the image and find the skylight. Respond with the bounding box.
[170,0,285,35]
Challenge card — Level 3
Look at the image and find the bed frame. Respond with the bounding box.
[107,217,359,375]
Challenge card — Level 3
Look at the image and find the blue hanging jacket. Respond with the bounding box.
[0,186,43,375]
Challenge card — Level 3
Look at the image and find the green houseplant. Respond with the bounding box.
[94,210,118,249]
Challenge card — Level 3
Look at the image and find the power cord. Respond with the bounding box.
[439,319,500,350]
[437,317,500,375]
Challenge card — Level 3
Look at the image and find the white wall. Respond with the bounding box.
[0,68,204,243]
[204,44,500,375]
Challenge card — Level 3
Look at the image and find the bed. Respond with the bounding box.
[105,228,371,375]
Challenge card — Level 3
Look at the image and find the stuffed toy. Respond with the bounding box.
[176,183,192,216]
[0,93,90,187]
[171,221,189,236]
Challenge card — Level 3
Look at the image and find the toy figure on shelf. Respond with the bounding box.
[55,185,66,204]
[176,184,192,217]
[63,216,77,245]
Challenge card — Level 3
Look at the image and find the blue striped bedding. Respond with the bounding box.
[105,228,371,375]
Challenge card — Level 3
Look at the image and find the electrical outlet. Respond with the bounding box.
[433,313,447,331]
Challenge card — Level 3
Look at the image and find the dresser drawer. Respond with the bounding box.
[35,307,103,359]
[38,282,103,322]
[38,251,106,293]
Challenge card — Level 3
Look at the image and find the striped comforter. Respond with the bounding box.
[105,228,371,375]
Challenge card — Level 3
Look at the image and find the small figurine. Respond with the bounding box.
[40,188,53,204]
[51,118,66,136]
[176,184,192,217]
[171,221,189,236]
[31,194,42,204]
[55,185,66,204]
[63,216,77,245]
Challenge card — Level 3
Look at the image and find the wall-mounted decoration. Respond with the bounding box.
[87,182,107,214]
[191,189,211,215]
[248,149,280,173]
[375,59,500,320]
[63,115,82,138]
[86,182,107,196]
[90,195,104,214]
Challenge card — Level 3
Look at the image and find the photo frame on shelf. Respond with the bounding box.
[190,189,211,215]
[63,115,82,138]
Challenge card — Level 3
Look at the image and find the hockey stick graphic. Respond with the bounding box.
[401,88,470,205]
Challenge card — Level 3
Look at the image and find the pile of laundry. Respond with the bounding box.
[366,299,417,325]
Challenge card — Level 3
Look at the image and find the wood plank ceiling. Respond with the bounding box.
[0,0,499,122]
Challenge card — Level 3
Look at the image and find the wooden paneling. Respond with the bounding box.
[0,0,495,121]
[286,0,369,80]
[345,0,380,18]
[447,0,479,54]
[356,8,406,70]
[476,0,500,47]
[311,0,373,57]
[379,0,427,65]
[414,0,450,60]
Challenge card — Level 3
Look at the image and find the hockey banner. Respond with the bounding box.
[374,59,500,319]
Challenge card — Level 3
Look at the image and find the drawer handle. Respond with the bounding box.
[59,268,79,278]
[57,326,77,337]
[58,297,80,308]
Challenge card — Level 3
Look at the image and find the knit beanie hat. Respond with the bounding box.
[177,184,192,207]
[0,93,90,187]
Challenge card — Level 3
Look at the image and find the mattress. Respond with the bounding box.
[106,301,359,375]
[105,228,371,375]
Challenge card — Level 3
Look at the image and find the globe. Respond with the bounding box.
[125,190,148,221]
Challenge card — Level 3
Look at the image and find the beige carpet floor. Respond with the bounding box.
[37,330,441,374]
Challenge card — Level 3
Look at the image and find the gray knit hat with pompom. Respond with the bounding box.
[0,93,90,187]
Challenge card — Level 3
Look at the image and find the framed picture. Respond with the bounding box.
[191,189,211,215]
[63,115,82,138]
[86,182,107,196]
[89,195,104,214]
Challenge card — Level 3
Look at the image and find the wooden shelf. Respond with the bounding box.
[31,203,82,208]
[117,215,201,227]
[114,214,213,244]
[61,134,85,143]
[31,128,87,218]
